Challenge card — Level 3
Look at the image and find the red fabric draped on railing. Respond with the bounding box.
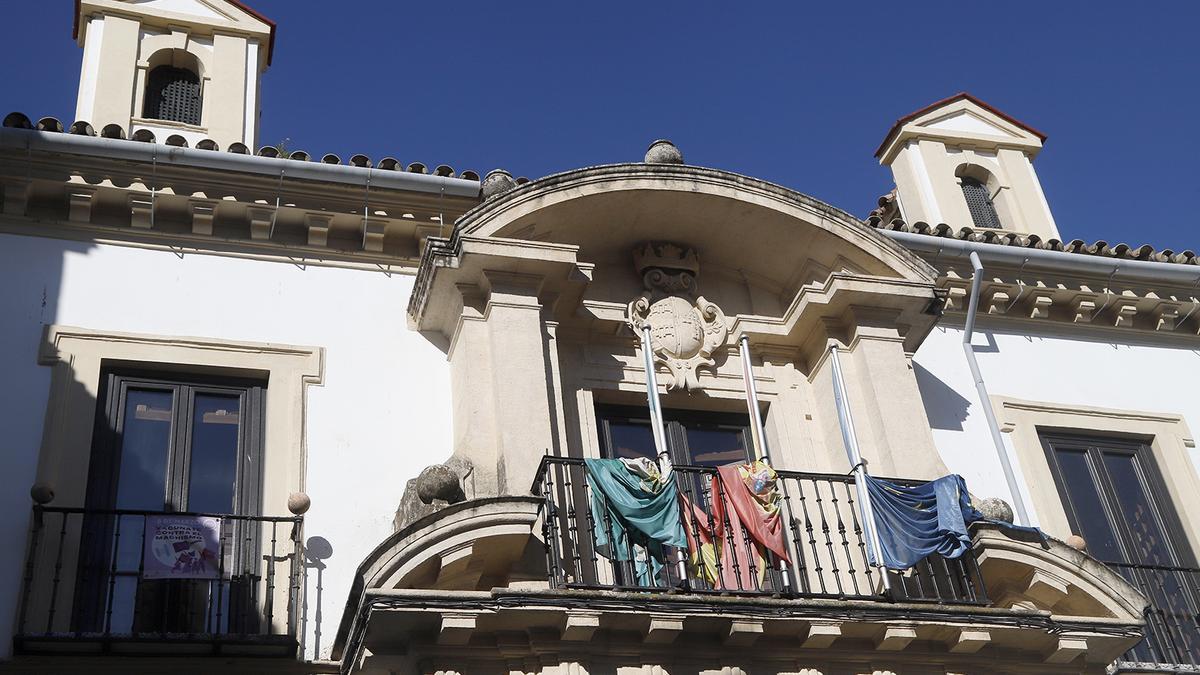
[680,461,790,591]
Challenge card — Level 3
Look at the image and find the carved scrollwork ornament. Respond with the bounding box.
[627,242,729,392]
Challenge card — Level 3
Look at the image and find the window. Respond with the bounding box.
[596,404,753,467]
[74,369,264,634]
[1041,432,1200,664]
[143,65,202,125]
[959,176,1003,229]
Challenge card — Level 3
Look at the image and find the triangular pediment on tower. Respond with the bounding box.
[78,0,273,44]
[876,92,1047,163]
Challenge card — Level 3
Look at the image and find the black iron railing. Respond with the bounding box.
[15,506,302,656]
[1109,561,1200,670]
[533,456,987,604]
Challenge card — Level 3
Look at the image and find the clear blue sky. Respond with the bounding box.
[3,2,1198,249]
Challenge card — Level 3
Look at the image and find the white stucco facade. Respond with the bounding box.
[0,232,451,660]
[916,320,1200,543]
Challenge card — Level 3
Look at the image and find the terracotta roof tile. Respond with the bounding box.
[867,215,1199,266]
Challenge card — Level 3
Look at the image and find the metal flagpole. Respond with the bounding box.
[639,325,687,583]
[738,334,790,589]
[739,335,768,463]
[640,325,672,476]
[828,344,892,594]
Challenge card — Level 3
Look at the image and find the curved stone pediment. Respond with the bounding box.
[409,163,943,364]
[454,163,936,291]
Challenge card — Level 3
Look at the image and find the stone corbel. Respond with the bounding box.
[361,217,388,252]
[189,199,217,236]
[1112,301,1138,328]
[67,184,98,223]
[560,610,600,642]
[1071,296,1098,323]
[875,623,917,651]
[800,620,841,648]
[1028,293,1054,319]
[437,613,476,645]
[1155,303,1182,331]
[129,193,154,229]
[724,619,764,646]
[644,615,683,644]
[943,284,969,312]
[986,288,1011,315]
[305,213,334,247]
[949,628,991,653]
[1043,634,1089,664]
[247,205,275,240]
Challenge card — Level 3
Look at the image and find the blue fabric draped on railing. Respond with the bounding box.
[865,473,1042,570]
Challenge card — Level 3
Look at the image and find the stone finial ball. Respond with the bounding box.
[287,492,311,515]
[644,139,683,164]
[29,483,54,505]
[978,497,1014,524]
[1066,534,1087,552]
[416,464,465,504]
[481,169,516,199]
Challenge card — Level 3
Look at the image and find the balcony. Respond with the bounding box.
[1109,561,1200,672]
[14,506,302,657]
[533,456,988,604]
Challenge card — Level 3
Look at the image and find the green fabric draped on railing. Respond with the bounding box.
[584,458,687,585]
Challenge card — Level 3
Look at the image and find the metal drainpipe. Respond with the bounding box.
[963,251,1033,526]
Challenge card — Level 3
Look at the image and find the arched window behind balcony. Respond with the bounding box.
[959,176,1004,229]
[143,65,201,125]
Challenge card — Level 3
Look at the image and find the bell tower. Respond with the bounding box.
[876,93,1060,241]
[73,0,275,150]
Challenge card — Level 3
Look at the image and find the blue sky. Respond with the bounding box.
[2,2,1198,248]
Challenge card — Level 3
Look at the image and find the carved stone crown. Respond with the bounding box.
[633,242,700,278]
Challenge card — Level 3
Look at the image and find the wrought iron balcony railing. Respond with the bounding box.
[15,506,302,656]
[1108,561,1200,671]
[533,456,988,604]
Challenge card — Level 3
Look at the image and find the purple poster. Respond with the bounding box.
[142,515,223,579]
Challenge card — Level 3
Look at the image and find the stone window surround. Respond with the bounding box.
[34,324,324,514]
[995,395,1200,555]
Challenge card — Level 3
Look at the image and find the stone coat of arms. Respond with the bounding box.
[627,242,729,392]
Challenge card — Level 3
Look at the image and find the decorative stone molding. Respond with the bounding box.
[935,264,1200,337]
[355,496,543,592]
[971,524,1146,621]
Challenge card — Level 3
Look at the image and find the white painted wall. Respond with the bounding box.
[914,321,1200,530]
[0,232,452,660]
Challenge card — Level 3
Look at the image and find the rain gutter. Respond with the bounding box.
[0,128,481,198]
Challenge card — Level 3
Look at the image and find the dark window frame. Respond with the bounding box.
[595,403,754,467]
[85,367,266,516]
[1040,430,1196,567]
[72,367,266,633]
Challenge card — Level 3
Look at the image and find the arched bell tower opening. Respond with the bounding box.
[954,162,1015,230]
[141,49,204,126]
